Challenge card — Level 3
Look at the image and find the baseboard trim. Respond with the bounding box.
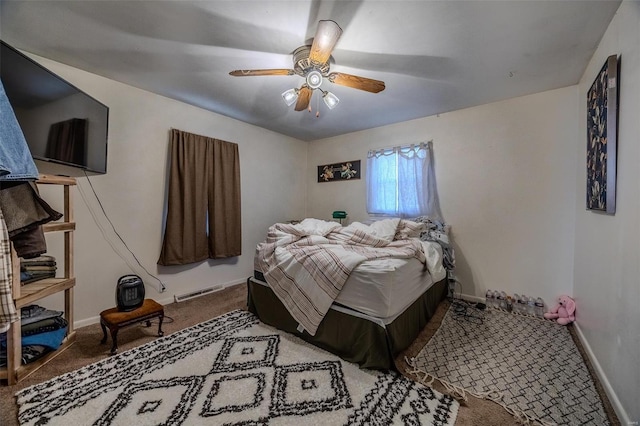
[74,279,246,329]
[573,322,630,424]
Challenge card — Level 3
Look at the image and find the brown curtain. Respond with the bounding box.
[158,129,241,266]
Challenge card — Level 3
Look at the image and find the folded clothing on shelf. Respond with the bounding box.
[21,316,67,337]
[20,304,64,326]
[20,271,56,284]
[22,265,56,272]
[20,254,56,267]
[0,326,67,367]
[20,254,57,284]
[0,304,68,366]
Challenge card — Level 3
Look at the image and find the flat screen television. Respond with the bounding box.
[0,40,108,175]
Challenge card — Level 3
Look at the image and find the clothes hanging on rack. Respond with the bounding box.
[0,181,62,258]
[0,207,18,333]
[0,80,39,181]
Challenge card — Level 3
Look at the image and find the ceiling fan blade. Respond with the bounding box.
[309,20,342,65]
[327,72,386,93]
[229,69,295,77]
[295,86,313,111]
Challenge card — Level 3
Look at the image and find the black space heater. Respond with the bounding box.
[116,275,145,312]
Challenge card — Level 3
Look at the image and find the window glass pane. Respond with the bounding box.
[367,144,429,217]
[367,153,398,214]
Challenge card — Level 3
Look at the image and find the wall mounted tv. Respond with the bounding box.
[1,40,108,175]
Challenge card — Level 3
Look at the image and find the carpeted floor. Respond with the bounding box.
[0,283,620,425]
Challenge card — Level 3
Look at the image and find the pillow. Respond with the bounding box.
[368,218,400,242]
[345,221,370,233]
[296,218,341,236]
[395,219,426,240]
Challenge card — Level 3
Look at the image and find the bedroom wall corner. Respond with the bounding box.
[572,1,640,423]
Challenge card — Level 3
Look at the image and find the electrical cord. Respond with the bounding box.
[451,299,485,325]
[80,171,166,292]
[447,275,485,327]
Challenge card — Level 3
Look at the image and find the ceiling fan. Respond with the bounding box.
[229,20,385,113]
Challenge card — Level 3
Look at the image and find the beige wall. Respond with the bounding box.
[27,54,308,324]
[573,1,639,423]
[307,86,578,308]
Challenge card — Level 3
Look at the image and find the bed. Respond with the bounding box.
[247,218,449,370]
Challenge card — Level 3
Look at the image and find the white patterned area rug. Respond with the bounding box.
[16,310,458,426]
[407,306,609,425]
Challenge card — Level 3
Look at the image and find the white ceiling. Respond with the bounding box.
[0,0,621,141]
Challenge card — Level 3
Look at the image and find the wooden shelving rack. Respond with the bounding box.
[1,174,76,385]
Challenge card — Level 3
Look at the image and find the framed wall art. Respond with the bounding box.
[318,160,360,182]
[586,54,619,214]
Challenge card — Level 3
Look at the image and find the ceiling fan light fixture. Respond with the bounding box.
[281,88,299,106]
[306,70,323,89]
[322,91,340,110]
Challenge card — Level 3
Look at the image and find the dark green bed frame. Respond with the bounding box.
[247,276,447,371]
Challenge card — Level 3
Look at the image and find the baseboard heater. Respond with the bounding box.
[174,284,223,303]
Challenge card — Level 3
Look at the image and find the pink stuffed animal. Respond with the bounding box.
[544,295,576,325]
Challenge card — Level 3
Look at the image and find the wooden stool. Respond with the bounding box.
[100,299,164,355]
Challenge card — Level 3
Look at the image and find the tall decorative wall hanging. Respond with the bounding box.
[586,54,619,214]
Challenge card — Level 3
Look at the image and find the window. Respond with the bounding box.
[366,141,441,219]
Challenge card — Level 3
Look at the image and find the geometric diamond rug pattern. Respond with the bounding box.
[16,310,458,426]
[408,306,609,425]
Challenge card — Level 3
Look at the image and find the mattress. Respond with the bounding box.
[335,256,433,322]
